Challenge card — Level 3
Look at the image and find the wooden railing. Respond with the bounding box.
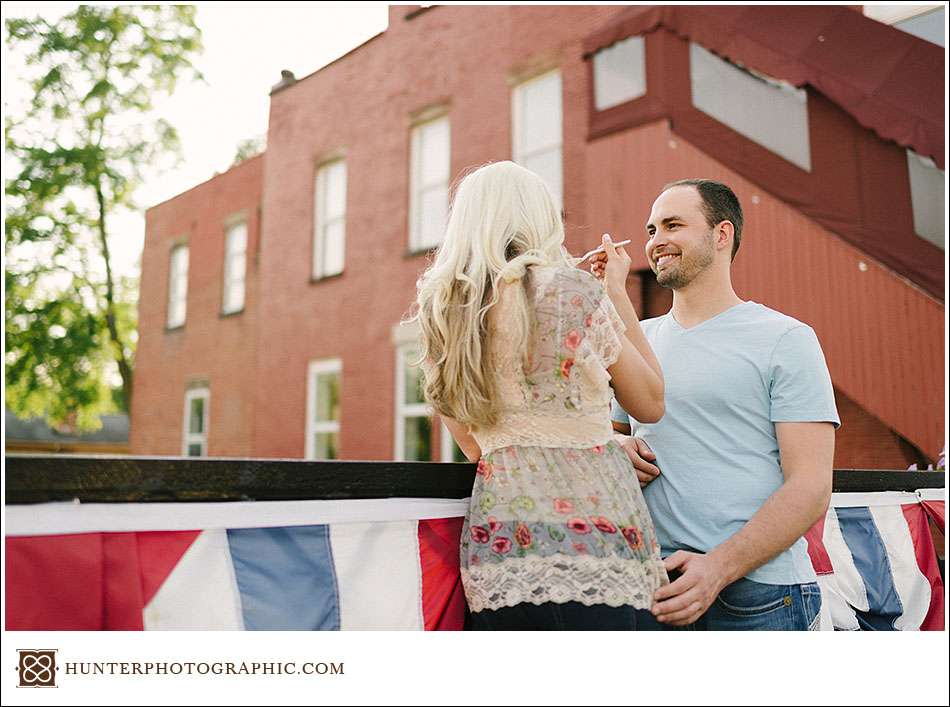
[4,454,945,504]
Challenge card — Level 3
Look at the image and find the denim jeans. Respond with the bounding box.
[635,577,823,631]
[469,601,639,630]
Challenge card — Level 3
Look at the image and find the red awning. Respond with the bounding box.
[583,5,944,169]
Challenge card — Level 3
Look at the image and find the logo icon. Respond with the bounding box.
[16,650,57,688]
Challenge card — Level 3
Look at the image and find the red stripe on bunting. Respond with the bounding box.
[804,514,834,575]
[901,503,945,631]
[136,531,202,606]
[417,518,466,630]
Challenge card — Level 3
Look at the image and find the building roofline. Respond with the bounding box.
[145,152,265,215]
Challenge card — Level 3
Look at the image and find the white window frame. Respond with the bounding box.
[409,114,451,252]
[182,387,209,457]
[222,220,247,314]
[512,69,563,210]
[593,36,647,111]
[305,358,342,460]
[394,344,432,461]
[313,159,347,279]
[167,244,189,328]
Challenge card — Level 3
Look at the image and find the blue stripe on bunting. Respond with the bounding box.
[834,507,904,631]
[227,525,340,630]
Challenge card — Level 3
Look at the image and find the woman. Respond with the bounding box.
[408,161,668,630]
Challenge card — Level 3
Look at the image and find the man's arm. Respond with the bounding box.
[651,421,834,625]
[442,416,481,463]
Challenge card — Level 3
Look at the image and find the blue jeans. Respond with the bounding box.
[636,577,823,631]
[469,601,638,630]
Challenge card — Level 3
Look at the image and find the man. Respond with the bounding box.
[589,179,838,630]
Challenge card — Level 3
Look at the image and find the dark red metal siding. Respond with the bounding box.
[586,120,944,457]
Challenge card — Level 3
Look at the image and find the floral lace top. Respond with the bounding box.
[457,265,668,612]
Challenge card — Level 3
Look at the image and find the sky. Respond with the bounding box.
[3,1,390,279]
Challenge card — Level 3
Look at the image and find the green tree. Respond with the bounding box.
[4,5,203,430]
[232,135,265,167]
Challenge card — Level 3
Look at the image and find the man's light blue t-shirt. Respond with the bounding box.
[611,301,840,585]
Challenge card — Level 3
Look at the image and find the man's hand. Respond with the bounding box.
[652,551,730,626]
[614,434,660,487]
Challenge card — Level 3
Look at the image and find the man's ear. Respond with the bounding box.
[716,220,734,254]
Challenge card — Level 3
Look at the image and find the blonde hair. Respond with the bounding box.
[405,161,571,431]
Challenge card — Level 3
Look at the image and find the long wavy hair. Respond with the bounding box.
[406,161,571,431]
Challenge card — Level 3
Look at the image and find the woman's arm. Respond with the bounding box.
[442,416,482,462]
[593,236,664,423]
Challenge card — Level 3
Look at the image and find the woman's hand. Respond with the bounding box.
[590,233,630,293]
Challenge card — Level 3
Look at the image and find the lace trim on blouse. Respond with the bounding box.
[462,553,668,612]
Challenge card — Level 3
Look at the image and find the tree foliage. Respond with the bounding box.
[5,5,203,429]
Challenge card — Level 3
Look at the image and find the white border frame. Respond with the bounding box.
[182,387,210,456]
[305,357,342,460]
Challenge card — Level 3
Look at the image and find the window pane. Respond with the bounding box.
[419,185,448,248]
[223,230,246,312]
[322,219,345,275]
[227,223,247,256]
[419,118,450,186]
[315,372,339,422]
[519,72,562,155]
[594,36,647,110]
[313,431,338,460]
[523,149,562,208]
[690,43,811,171]
[907,150,945,249]
[223,280,244,313]
[325,161,347,220]
[403,415,431,461]
[894,7,945,46]
[403,355,424,405]
[189,397,205,434]
[187,443,203,457]
[168,247,188,327]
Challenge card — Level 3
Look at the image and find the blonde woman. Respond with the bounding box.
[409,161,668,630]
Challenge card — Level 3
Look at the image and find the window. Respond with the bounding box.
[864,5,945,47]
[512,70,563,209]
[306,359,341,460]
[907,150,945,249]
[395,345,431,461]
[690,43,811,171]
[409,115,450,251]
[166,245,189,328]
[222,221,247,314]
[593,36,647,110]
[894,7,945,46]
[313,159,347,278]
[440,420,468,462]
[183,387,209,457]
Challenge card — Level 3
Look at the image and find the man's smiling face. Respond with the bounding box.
[645,185,717,290]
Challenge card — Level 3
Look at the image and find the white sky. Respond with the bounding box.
[3,1,390,279]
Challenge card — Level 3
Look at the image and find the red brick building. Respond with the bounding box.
[131,5,945,469]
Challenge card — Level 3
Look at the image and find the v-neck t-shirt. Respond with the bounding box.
[611,301,840,585]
